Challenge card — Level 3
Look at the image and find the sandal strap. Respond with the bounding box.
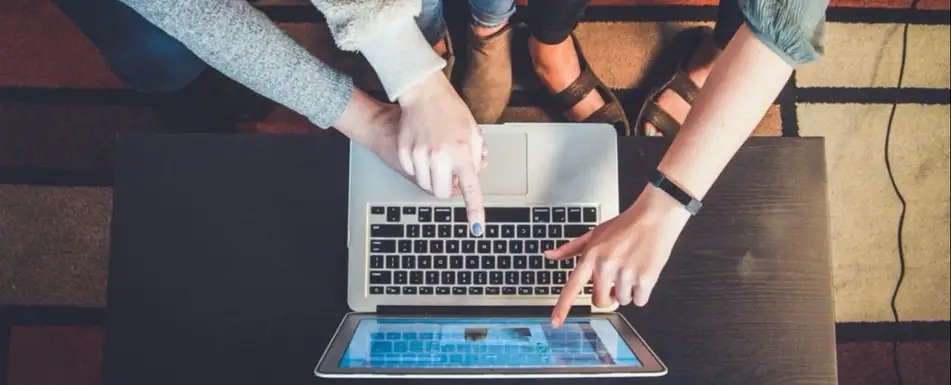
[582,99,629,135]
[550,65,601,113]
[641,100,681,137]
[668,69,700,104]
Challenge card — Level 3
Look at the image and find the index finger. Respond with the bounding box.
[454,159,485,237]
[551,259,594,328]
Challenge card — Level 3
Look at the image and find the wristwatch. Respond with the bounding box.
[648,169,702,215]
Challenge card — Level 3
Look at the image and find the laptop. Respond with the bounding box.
[315,123,667,378]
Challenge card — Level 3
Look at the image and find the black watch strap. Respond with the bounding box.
[648,169,702,215]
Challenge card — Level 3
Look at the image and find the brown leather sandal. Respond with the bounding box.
[634,26,713,137]
[548,33,631,136]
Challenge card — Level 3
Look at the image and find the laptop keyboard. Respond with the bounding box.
[367,205,596,296]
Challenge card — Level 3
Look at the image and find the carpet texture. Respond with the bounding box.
[1,0,949,384]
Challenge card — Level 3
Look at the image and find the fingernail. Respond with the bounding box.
[471,222,483,236]
[550,317,560,328]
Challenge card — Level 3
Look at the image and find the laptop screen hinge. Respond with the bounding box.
[376,306,591,317]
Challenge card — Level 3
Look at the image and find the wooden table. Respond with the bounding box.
[103,133,836,385]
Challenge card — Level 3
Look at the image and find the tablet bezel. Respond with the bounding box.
[314,312,667,378]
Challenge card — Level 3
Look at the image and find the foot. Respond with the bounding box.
[459,21,514,124]
[529,35,605,122]
[644,37,720,136]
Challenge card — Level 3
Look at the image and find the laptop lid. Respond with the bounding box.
[314,312,666,378]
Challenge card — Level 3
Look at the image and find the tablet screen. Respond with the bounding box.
[338,317,642,369]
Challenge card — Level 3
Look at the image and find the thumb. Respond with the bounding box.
[545,232,591,260]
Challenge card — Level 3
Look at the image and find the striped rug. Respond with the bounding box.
[1,0,948,384]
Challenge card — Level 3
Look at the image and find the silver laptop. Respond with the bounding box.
[315,123,667,378]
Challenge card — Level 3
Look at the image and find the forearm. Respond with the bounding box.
[312,0,444,101]
[657,24,793,199]
[119,0,353,128]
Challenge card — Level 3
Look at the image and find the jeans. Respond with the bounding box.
[416,0,826,66]
[50,0,208,92]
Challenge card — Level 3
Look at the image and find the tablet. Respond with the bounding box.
[315,313,667,378]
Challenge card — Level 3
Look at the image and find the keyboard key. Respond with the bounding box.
[386,286,400,295]
[583,208,597,223]
[460,256,476,269]
[420,287,434,295]
[370,255,383,269]
[370,271,391,284]
[402,286,418,295]
[564,225,594,238]
[537,271,551,284]
[513,255,527,269]
[418,255,432,268]
[386,255,399,269]
[452,287,467,295]
[521,271,535,285]
[525,240,539,254]
[474,271,488,285]
[441,271,455,285]
[371,224,403,238]
[486,225,500,238]
[458,271,472,285]
[532,208,550,223]
[370,286,384,294]
[402,207,416,215]
[505,272,519,285]
[478,241,492,253]
[371,206,385,215]
[584,286,594,294]
[453,207,468,223]
[490,271,503,285]
[501,225,514,238]
[401,255,415,269]
[535,287,550,295]
[435,208,452,222]
[446,240,460,253]
[497,256,512,269]
[394,271,408,284]
[567,208,582,223]
[410,271,423,284]
[370,240,395,253]
[418,207,433,222]
[426,271,439,284]
[433,255,448,269]
[407,225,420,238]
[438,225,452,238]
[554,271,567,285]
[462,240,476,254]
[486,287,501,295]
[398,240,412,253]
[436,287,450,295]
[502,287,517,295]
[517,225,531,238]
[518,287,533,295]
[529,255,543,269]
[509,240,523,254]
[556,240,568,249]
[560,258,574,269]
[493,240,507,253]
[430,240,444,253]
[454,225,467,238]
[552,208,567,222]
[423,225,436,238]
[532,225,546,238]
[551,286,562,295]
[386,207,401,222]
[450,255,464,269]
[414,240,428,253]
[480,255,495,269]
[540,240,555,252]
[485,207,531,223]
[548,225,563,238]
[544,257,559,269]
[469,287,484,295]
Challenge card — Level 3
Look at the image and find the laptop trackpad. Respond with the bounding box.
[479,133,527,195]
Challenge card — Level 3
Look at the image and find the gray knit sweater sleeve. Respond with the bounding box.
[119,0,354,129]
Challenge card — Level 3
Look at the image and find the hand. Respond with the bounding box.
[397,72,487,235]
[545,185,692,327]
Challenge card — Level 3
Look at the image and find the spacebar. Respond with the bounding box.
[485,207,531,223]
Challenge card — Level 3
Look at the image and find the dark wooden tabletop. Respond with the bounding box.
[103,132,835,385]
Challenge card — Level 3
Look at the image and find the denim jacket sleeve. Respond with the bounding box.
[738,0,830,66]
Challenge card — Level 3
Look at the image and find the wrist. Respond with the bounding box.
[633,184,692,227]
[356,18,445,102]
[331,88,390,146]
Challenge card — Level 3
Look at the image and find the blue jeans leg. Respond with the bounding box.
[50,0,208,92]
[469,0,516,28]
[416,0,448,46]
